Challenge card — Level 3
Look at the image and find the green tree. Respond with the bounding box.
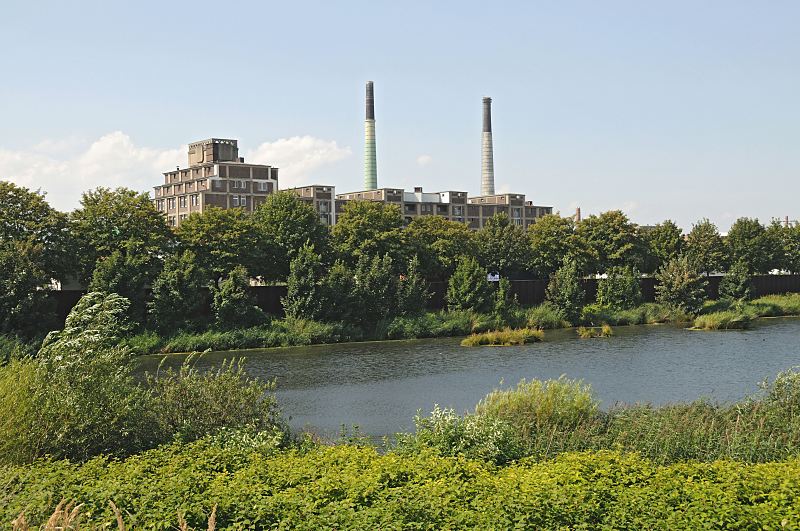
[596,266,642,310]
[319,260,356,323]
[404,216,476,280]
[211,266,265,329]
[0,181,73,280]
[252,191,329,281]
[528,214,576,279]
[447,256,492,313]
[545,259,585,324]
[727,217,773,274]
[475,213,530,277]
[87,242,160,325]
[282,243,323,320]
[640,220,684,274]
[575,210,644,274]
[148,250,209,332]
[782,223,800,274]
[493,277,520,324]
[70,187,174,282]
[719,258,752,301]
[685,218,726,276]
[176,207,265,280]
[654,256,707,314]
[351,254,397,327]
[331,201,405,266]
[0,241,57,339]
[396,256,431,316]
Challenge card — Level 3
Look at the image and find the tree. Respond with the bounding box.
[0,181,73,281]
[282,243,323,320]
[493,277,520,324]
[0,241,57,339]
[545,259,585,324]
[528,214,576,279]
[782,223,800,274]
[404,216,476,280]
[148,250,210,332]
[252,192,329,281]
[319,260,356,323]
[446,256,492,313]
[396,256,431,316]
[765,220,788,273]
[654,256,707,314]
[719,258,752,301]
[575,210,644,274]
[351,254,397,327]
[685,218,726,276]
[640,220,684,274]
[475,213,530,277]
[176,207,265,280]
[727,217,773,274]
[70,187,174,282]
[330,201,405,266]
[596,266,642,310]
[211,266,266,329]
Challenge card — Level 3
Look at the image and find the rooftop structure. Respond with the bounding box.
[153,138,278,227]
[364,81,378,190]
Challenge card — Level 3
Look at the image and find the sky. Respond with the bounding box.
[1,0,798,231]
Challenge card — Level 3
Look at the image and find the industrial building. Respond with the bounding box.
[153,84,553,230]
[153,138,278,227]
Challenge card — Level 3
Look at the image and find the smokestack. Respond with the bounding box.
[481,97,495,196]
[364,81,378,190]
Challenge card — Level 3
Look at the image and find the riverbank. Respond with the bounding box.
[123,293,800,355]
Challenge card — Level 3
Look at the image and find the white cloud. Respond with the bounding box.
[0,131,184,212]
[246,136,351,189]
[0,132,350,212]
[416,154,432,167]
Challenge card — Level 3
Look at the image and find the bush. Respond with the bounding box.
[148,250,210,332]
[395,406,525,465]
[577,324,614,338]
[0,334,33,364]
[654,255,707,314]
[492,277,520,325]
[719,258,752,301]
[282,243,323,320]
[146,355,285,444]
[460,328,544,346]
[211,266,266,329]
[596,266,641,310]
[693,310,752,330]
[446,256,492,313]
[545,260,585,323]
[396,256,431,316]
[6,445,800,528]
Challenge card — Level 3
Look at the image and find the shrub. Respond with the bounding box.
[460,328,544,346]
[446,256,492,313]
[395,406,525,465]
[596,266,641,310]
[576,324,614,338]
[211,266,266,329]
[525,302,570,329]
[654,255,707,314]
[148,249,209,332]
[492,277,520,325]
[396,256,431,316]
[351,254,397,327]
[545,259,585,323]
[282,242,323,320]
[719,258,752,301]
[693,310,752,330]
[147,355,285,444]
[0,334,33,364]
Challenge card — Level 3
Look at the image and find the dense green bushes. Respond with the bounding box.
[4,443,800,529]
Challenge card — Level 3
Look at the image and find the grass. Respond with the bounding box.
[693,310,752,330]
[460,328,544,346]
[576,324,614,338]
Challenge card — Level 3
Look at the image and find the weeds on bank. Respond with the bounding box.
[461,328,544,346]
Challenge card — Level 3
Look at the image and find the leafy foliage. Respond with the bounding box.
[727,217,774,274]
[640,219,684,274]
[719,258,752,301]
[545,259,585,323]
[575,210,644,274]
[686,218,727,275]
[331,201,405,266]
[403,216,476,280]
[210,266,265,329]
[654,256,707,313]
[527,214,576,279]
[148,250,210,332]
[396,256,430,317]
[596,266,642,310]
[446,256,491,313]
[475,213,530,277]
[282,242,324,320]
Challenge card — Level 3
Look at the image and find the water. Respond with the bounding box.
[138,318,800,438]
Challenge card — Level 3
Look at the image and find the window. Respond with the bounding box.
[179,214,187,222]
[179,196,187,208]
[168,216,176,227]
[167,198,176,210]
[240,195,247,207]
[232,196,239,207]
[191,194,199,206]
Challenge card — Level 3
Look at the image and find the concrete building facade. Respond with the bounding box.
[283,184,338,226]
[153,138,278,227]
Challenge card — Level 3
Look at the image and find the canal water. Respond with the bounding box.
[138,317,800,438]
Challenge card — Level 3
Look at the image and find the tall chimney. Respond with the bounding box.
[481,97,495,196]
[364,81,378,190]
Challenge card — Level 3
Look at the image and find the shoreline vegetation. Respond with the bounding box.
[114,293,800,355]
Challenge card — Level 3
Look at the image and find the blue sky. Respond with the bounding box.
[1,0,798,230]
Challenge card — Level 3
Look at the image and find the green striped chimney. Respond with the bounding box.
[481,97,495,196]
[364,81,378,190]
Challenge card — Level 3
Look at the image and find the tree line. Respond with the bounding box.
[2,180,799,340]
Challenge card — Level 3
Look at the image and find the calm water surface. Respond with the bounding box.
[138,318,800,437]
